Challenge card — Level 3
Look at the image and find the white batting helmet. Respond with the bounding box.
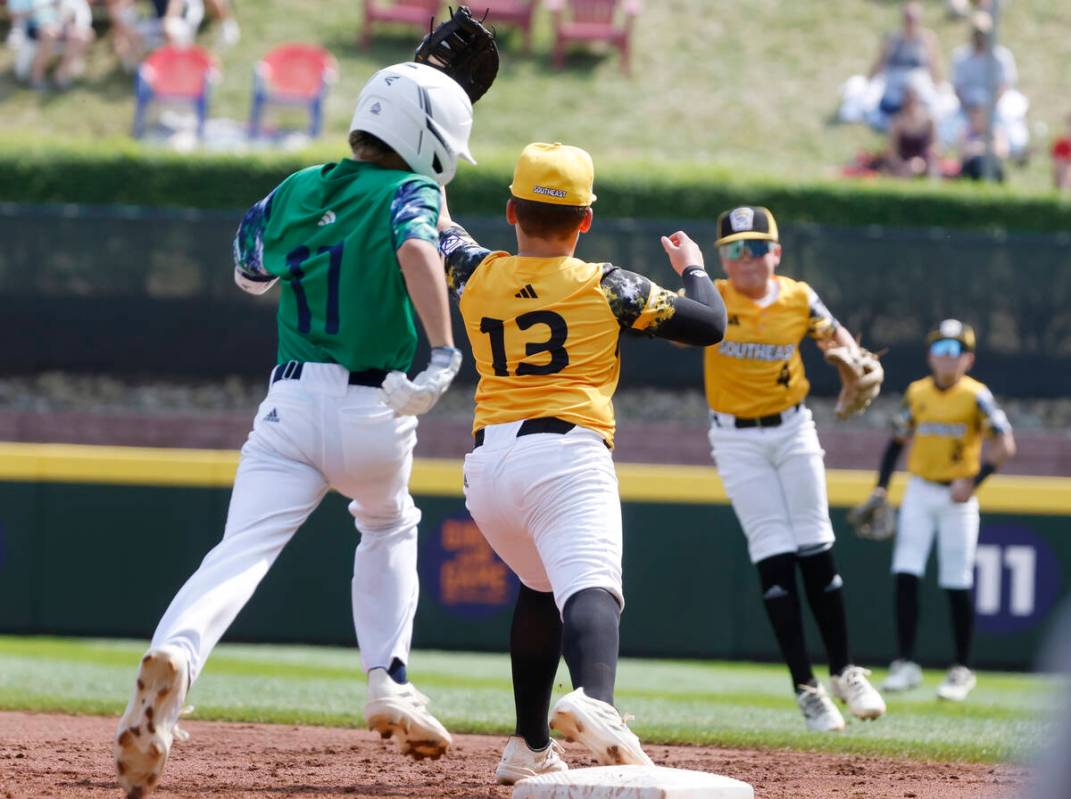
[349,62,475,185]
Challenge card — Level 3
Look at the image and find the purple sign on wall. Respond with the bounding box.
[422,514,519,620]
[974,525,1063,635]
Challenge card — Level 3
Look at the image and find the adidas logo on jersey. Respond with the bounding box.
[263,408,280,422]
[728,314,741,326]
[514,284,538,299]
[318,211,336,227]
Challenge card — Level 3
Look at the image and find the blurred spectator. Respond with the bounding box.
[951,12,1016,111]
[1052,114,1071,191]
[946,10,1029,160]
[106,0,205,70]
[958,103,1008,181]
[885,82,938,178]
[8,0,95,90]
[204,0,239,48]
[868,2,942,120]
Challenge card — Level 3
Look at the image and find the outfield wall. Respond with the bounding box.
[0,442,1067,670]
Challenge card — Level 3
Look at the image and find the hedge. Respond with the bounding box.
[2,135,1070,232]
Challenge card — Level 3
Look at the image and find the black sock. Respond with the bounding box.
[561,588,620,706]
[756,554,814,691]
[946,588,974,668]
[510,585,563,750]
[387,657,407,685]
[798,547,851,676]
[895,573,920,661]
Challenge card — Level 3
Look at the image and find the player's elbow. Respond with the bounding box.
[995,432,1017,462]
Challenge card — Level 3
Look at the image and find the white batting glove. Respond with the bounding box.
[380,347,463,416]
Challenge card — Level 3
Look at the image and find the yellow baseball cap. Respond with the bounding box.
[509,142,597,207]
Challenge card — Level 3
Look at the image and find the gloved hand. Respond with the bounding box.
[380,347,463,416]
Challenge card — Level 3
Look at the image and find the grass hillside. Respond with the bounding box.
[0,0,1069,192]
[0,636,1057,763]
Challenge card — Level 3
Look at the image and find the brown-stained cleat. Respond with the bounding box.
[114,649,189,799]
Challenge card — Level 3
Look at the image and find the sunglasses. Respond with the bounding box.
[930,339,964,357]
[718,239,776,260]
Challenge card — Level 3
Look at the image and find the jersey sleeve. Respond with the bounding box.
[804,284,840,341]
[891,388,916,438]
[232,187,280,294]
[389,178,441,251]
[438,223,492,299]
[976,386,1012,436]
[599,265,666,330]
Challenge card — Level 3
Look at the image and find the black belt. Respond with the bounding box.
[728,403,801,429]
[271,361,388,388]
[473,416,576,448]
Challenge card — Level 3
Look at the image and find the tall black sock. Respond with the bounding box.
[895,573,920,661]
[799,546,852,676]
[756,553,814,691]
[510,585,563,750]
[946,588,974,668]
[561,588,620,705]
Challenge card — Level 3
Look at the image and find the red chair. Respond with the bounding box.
[478,1,538,52]
[133,45,219,139]
[546,0,641,74]
[249,44,339,139]
[361,0,441,49]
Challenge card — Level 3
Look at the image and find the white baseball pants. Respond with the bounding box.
[462,422,624,614]
[708,406,836,564]
[892,476,980,589]
[150,363,422,682]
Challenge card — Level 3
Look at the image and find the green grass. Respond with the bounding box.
[0,0,1069,192]
[0,635,1057,764]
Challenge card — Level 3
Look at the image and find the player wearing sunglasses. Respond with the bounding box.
[859,319,1015,702]
[702,206,886,731]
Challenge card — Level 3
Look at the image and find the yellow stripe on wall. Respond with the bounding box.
[0,442,1067,514]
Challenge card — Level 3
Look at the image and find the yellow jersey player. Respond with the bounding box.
[703,206,886,732]
[437,142,727,782]
[863,320,1015,701]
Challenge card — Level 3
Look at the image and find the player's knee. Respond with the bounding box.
[350,500,421,538]
[798,546,843,594]
[756,552,797,602]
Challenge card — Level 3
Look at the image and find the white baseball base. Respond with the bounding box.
[512,765,754,799]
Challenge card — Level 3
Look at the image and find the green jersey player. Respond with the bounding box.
[114,62,474,799]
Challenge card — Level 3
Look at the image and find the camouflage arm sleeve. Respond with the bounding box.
[600,265,726,346]
[390,179,442,250]
[233,188,278,285]
[438,223,492,299]
[805,285,840,340]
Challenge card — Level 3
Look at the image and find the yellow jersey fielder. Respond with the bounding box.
[437,143,727,782]
[703,206,886,732]
[860,320,1015,701]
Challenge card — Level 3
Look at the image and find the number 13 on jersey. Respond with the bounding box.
[479,311,570,377]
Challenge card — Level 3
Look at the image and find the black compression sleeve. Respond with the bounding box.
[654,267,727,347]
[877,438,905,489]
[681,266,719,307]
[973,462,997,487]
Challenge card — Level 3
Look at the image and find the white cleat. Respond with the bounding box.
[364,668,452,761]
[796,683,846,732]
[113,649,190,799]
[495,736,569,785]
[936,666,977,702]
[831,665,887,720]
[881,659,923,692]
[550,687,653,767]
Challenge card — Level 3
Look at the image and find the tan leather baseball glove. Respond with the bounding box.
[824,345,884,419]
[846,492,897,541]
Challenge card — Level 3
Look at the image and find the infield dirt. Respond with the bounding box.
[0,711,1025,798]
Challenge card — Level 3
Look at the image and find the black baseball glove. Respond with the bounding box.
[414,5,499,104]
